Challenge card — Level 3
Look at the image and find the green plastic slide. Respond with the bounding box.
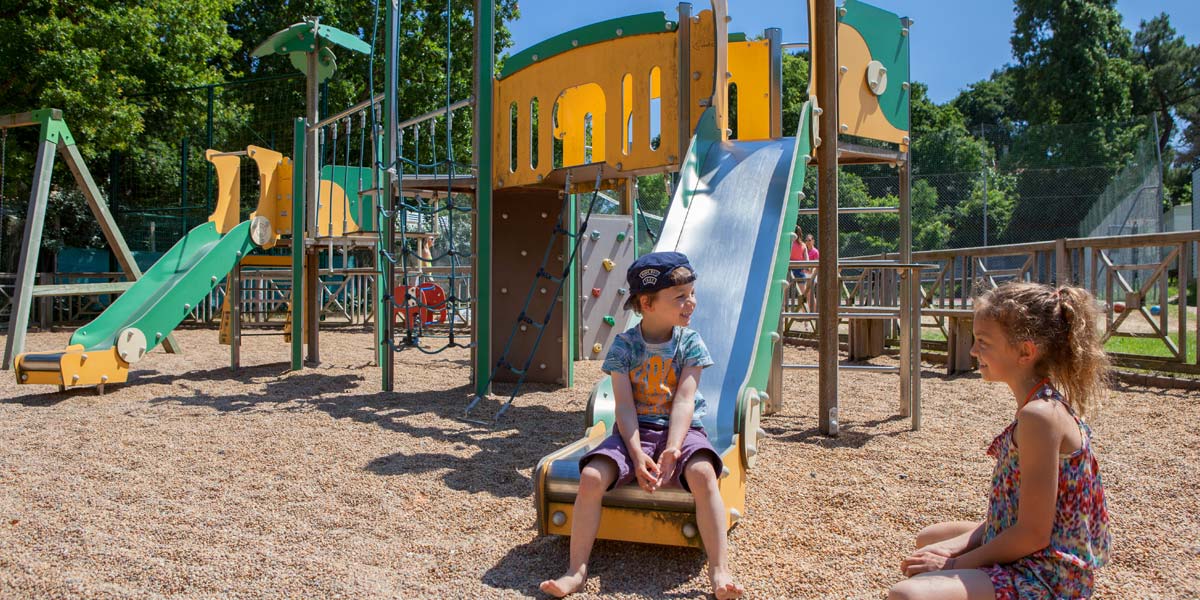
[71,220,255,354]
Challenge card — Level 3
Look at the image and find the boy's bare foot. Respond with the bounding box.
[709,567,744,600]
[539,567,586,598]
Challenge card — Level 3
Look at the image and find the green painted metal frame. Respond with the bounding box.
[499,12,678,79]
[839,0,911,132]
[291,117,306,370]
[473,0,495,396]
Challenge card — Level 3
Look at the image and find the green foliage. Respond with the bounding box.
[780,51,810,135]
[0,0,238,158]
[1010,0,1140,167]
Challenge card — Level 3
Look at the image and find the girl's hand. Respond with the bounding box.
[656,447,682,487]
[633,450,661,492]
[900,548,955,577]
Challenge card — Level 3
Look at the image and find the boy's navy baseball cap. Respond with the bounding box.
[626,251,697,296]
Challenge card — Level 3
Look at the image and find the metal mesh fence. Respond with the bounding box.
[109,74,305,253]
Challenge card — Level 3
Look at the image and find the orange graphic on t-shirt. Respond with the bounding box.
[630,356,676,416]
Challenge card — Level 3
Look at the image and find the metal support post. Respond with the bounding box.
[2,140,54,368]
[766,27,783,139]
[230,262,241,371]
[814,0,839,436]
[305,33,322,365]
[676,3,693,156]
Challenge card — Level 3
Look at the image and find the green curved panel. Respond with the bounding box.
[499,12,677,80]
[71,221,254,353]
[840,0,910,132]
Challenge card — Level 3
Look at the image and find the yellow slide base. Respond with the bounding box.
[541,443,747,549]
[15,345,130,388]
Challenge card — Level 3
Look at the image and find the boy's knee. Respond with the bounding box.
[576,463,604,492]
[684,457,718,490]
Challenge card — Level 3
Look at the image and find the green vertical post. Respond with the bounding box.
[473,0,494,396]
[381,0,400,391]
[291,117,306,370]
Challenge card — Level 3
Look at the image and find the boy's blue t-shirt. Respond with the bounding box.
[601,325,714,428]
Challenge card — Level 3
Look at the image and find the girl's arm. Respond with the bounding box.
[918,523,985,557]
[904,403,1062,575]
[611,372,659,491]
[657,366,703,483]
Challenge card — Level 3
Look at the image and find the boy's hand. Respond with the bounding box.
[633,450,661,492]
[656,447,682,487]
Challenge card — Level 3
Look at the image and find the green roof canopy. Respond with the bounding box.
[252,20,370,83]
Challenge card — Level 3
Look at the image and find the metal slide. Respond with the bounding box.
[16,220,255,388]
[534,104,813,546]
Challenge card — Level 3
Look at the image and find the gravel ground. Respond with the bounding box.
[1,328,1197,599]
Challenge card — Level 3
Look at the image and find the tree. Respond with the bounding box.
[1130,13,1200,158]
[1009,0,1140,167]
[0,0,238,158]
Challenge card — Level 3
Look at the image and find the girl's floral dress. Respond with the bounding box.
[980,381,1111,599]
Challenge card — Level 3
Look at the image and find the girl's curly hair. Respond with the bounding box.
[974,282,1111,417]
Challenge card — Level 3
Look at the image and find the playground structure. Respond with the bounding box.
[3,0,924,551]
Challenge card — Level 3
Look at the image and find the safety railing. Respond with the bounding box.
[847,230,1200,373]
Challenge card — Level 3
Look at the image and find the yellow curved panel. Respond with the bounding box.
[247,145,289,249]
[622,74,633,156]
[728,40,771,140]
[495,29,680,188]
[838,23,908,148]
[206,150,241,234]
[316,180,361,237]
[553,83,607,168]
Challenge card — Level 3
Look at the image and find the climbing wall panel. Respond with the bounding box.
[576,215,636,361]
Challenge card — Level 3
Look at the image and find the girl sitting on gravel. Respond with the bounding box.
[539,252,743,600]
[889,282,1111,600]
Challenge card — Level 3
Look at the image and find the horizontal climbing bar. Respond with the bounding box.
[789,260,934,270]
[781,311,901,320]
[796,206,899,215]
[31,282,135,297]
[311,93,384,131]
[782,363,901,373]
[397,98,474,130]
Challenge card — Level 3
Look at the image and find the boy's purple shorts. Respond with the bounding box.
[580,422,722,492]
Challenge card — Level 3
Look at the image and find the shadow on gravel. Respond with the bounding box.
[142,363,581,499]
[352,387,580,499]
[484,535,707,598]
[766,414,910,448]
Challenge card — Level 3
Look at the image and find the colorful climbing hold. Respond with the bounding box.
[616,231,627,242]
[602,258,615,272]
[617,288,628,295]
[603,315,616,326]
[592,343,603,354]
[590,230,601,241]
[591,287,602,298]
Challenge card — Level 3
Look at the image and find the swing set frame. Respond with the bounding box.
[0,108,182,371]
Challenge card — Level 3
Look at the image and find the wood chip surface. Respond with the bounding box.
[1,328,1196,599]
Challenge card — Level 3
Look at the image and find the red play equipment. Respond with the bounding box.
[393,282,448,325]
